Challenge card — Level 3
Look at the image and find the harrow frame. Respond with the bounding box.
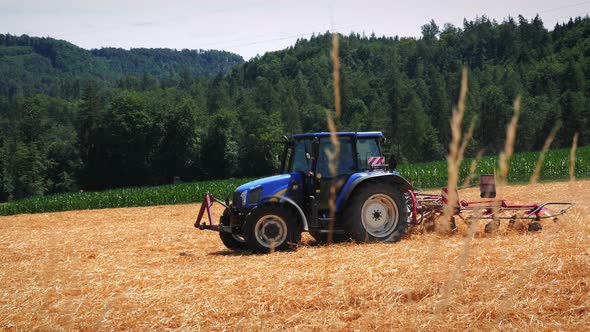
[407,176,574,230]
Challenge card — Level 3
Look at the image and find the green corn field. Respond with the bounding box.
[0,146,588,216]
[0,178,254,216]
[398,145,590,189]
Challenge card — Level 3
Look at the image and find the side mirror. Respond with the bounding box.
[389,155,397,170]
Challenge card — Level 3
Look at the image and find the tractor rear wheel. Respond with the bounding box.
[343,183,408,243]
[243,205,301,253]
[219,208,247,250]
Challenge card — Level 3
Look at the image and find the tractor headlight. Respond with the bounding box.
[240,190,248,206]
[247,187,262,205]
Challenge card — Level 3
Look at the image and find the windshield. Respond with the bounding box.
[286,139,313,173]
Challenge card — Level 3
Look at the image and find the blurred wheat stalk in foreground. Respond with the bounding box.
[530,123,560,184]
[498,97,521,186]
[570,132,579,181]
[326,32,341,243]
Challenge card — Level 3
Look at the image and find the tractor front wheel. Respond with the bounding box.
[219,208,247,250]
[243,205,301,253]
[343,183,408,243]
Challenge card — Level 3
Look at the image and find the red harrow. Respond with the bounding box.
[407,175,574,232]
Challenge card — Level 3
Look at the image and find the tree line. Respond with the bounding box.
[0,15,589,201]
[0,33,244,100]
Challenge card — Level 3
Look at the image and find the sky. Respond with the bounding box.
[1,0,589,60]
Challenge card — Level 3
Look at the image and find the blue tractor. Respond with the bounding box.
[195,131,414,253]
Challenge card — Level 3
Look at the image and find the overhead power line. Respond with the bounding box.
[538,0,590,14]
[196,24,366,50]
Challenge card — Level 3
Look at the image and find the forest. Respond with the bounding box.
[0,15,589,202]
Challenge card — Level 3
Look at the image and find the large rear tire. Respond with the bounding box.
[243,205,301,253]
[343,183,408,243]
[219,208,247,250]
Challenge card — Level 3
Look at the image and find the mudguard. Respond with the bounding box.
[335,171,413,212]
[258,195,309,231]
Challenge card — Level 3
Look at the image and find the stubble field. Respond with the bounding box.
[1,180,589,330]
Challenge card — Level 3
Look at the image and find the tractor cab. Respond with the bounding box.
[280,132,386,212]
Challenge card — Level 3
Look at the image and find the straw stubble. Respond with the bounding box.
[0,180,587,330]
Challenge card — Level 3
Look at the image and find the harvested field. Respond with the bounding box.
[1,180,589,330]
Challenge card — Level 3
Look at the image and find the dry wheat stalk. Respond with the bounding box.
[331,33,341,118]
[530,123,560,184]
[458,117,477,163]
[462,150,484,188]
[327,32,341,243]
[442,68,468,226]
[570,132,579,181]
[436,219,479,314]
[498,97,521,186]
[435,69,472,314]
[488,98,521,247]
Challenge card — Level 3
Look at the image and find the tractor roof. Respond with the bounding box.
[293,131,383,139]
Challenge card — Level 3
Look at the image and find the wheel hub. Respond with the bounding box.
[364,202,388,227]
[262,222,281,240]
[372,210,382,220]
[255,215,288,248]
[361,194,399,238]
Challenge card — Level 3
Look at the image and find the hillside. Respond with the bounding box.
[0,180,588,329]
[0,34,244,97]
[0,15,589,202]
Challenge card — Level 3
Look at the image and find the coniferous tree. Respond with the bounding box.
[1,16,590,198]
[78,81,103,189]
[104,92,153,187]
[14,102,46,198]
[0,135,10,201]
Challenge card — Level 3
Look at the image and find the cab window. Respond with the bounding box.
[356,138,381,171]
[289,140,312,173]
[316,137,356,177]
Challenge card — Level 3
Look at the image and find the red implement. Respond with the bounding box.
[194,193,223,231]
[407,175,573,226]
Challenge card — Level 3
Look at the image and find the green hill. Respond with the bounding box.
[0,15,589,202]
[0,34,244,98]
